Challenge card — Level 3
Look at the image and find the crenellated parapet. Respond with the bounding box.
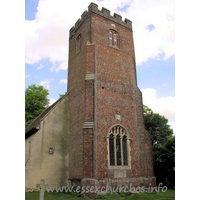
[69,3,132,38]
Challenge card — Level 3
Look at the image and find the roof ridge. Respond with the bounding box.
[39,93,68,123]
[25,92,68,134]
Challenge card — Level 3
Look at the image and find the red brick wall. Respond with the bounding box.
[90,12,143,180]
[68,15,91,179]
[83,44,95,178]
[83,128,94,178]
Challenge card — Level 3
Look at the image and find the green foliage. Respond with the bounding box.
[143,105,153,115]
[25,84,49,127]
[59,92,67,98]
[143,107,173,146]
[96,194,106,199]
[70,191,81,197]
[153,136,175,188]
[143,105,175,188]
[118,192,128,197]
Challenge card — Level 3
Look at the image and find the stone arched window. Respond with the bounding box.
[108,125,129,166]
[109,30,118,47]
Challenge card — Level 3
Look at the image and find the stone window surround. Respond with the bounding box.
[109,29,120,48]
[106,124,131,169]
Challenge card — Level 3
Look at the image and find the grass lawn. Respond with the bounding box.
[25,189,175,200]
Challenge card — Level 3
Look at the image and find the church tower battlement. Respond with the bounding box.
[69,3,132,38]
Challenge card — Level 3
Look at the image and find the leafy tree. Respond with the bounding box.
[25,84,49,127]
[143,105,153,115]
[143,105,175,188]
[153,136,175,188]
[143,105,173,146]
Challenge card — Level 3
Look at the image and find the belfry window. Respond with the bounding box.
[108,125,129,166]
[109,30,118,47]
[77,34,82,52]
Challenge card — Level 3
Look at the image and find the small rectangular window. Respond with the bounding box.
[109,31,112,45]
[109,30,118,47]
[113,33,117,46]
[77,34,81,52]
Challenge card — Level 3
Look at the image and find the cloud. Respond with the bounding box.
[40,80,51,90]
[97,0,175,64]
[123,0,175,64]
[59,79,67,84]
[37,63,44,69]
[141,88,175,132]
[25,0,94,72]
[49,98,56,106]
[25,74,30,78]
[25,0,175,71]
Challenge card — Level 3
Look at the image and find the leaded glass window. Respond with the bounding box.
[123,135,128,165]
[109,30,118,47]
[108,125,129,166]
[116,134,121,165]
[109,31,113,45]
[109,134,115,166]
[113,33,117,46]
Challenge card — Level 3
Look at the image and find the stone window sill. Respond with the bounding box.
[108,44,120,50]
[108,165,131,170]
[75,50,82,57]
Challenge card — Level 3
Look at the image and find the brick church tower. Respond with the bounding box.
[67,2,156,193]
[25,2,156,195]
